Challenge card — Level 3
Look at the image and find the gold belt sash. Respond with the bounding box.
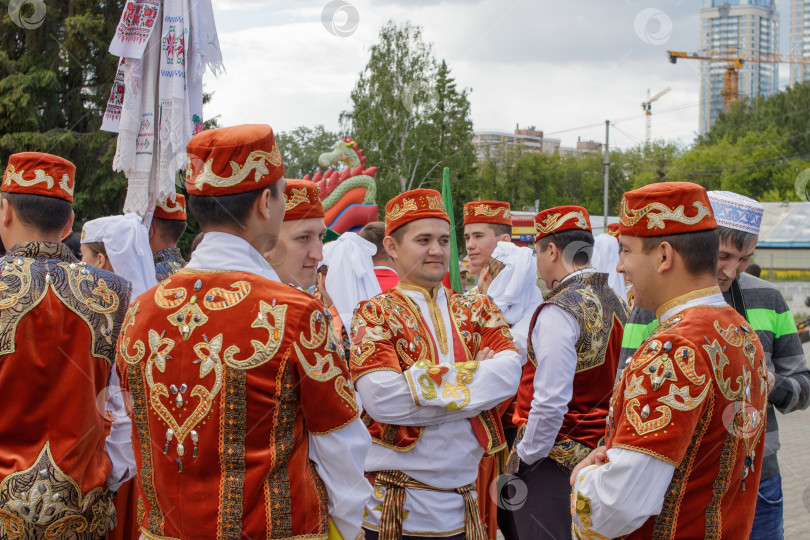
[374,470,486,540]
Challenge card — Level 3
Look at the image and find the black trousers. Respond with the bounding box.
[509,458,573,540]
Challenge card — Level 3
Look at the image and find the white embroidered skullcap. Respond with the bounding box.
[707,191,764,235]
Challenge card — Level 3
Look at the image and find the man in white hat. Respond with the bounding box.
[615,190,810,540]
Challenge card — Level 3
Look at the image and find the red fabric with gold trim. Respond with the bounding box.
[463,200,512,226]
[384,188,448,236]
[2,152,76,202]
[350,287,515,454]
[619,181,717,237]
[117,271,358,539]
[284,179,325,221]
[185,124,285,196]
[606,304,766,539]
[154,193,187,221]
[533,205,591,241]
[606,223,620,238]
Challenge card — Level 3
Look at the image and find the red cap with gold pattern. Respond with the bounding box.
[284,179,324,221]
[533,205,591,241]
[463,200,512,226]
[2,152,75,203]
[619,182,717,237]
[154,194,187,221]
[606,223,620,238]
[185,124,284,196]
[385,188,449,236]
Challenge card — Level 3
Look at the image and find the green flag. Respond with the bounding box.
[442,167,462,292]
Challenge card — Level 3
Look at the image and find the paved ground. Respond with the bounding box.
[778,341,810,540]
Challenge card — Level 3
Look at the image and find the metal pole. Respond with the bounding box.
[603,120,610,230]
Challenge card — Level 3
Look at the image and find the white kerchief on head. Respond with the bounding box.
[322,233,382,323]
[81,213,158,298]
[707,191,764,235]
[592,234,627,303]
[487,241,543,326]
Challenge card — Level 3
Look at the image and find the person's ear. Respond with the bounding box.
[382,236,398,261]
[547,242,559,263]
[258,188,272,221]
[148,223,156,240]
[60,211,75,241]
[1,198,13,229]
[657,241,675,273]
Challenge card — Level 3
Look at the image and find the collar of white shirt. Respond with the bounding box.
[186,231,280,282]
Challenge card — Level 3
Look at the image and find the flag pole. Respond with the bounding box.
[442,167,462,292]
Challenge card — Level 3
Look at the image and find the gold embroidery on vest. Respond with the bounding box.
[203,281,251,310]
[224,301,286,369]
[626,397,672,435]
[704,340,745,401]
[120,303,146,365]
[0,442,115,537]
[398,285,448,355]
[658,382,710,411]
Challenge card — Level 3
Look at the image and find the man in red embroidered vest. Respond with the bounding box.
[0,152,133,538]
[350,188,523,540]
[150,194,188,281]
[265,179,327,290]
[462,199,539,540]
[504,205,627,539]
[117,124,370,540]
[570,182,768,538]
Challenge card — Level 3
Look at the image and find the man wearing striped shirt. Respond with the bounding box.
[617,190,810,540]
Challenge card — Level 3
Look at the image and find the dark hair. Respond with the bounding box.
[3,192,71,233]
[640,228,719,276]
[388,221,410,245]
[152,217,187,244]
[188,185,277,230]
[62,231,82,259]
[83,241,107,258]
[537,229,595,267]
[358,221,386,256]
[488,223,512,238]
[717,225,757,252]
[745,263,762,278]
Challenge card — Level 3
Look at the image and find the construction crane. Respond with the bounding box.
[667,50,810,113]
[641,87,671,145]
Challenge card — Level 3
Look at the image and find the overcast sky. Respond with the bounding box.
[205,0,792,151]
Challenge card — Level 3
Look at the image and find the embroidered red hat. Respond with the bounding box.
[154,193,187,221]
[533,205,591,241]
[385,188,449,236]
[619,182,717,237]
[185,124,285,196]
[463,200,512,227]
[284,179,325,221]
[2,152,75,203]
[606,223,620,238]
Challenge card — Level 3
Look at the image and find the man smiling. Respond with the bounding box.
[265,179,327,289]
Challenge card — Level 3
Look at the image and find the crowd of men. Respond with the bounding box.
[0,123,808,540]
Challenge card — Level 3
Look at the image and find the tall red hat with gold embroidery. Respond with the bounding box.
[463,200,512,226]
[385,188,449,236]
[154,194,187,221]
[606,223,620,238]
[2,152,76,203]
[533,205,591,241]
[619,182,717,237]
[283,179,324,221]
[185,124,284,196]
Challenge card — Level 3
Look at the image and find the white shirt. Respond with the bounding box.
[187,230,371,539]
[356,286,522,536]
[571,291,728,537]
[105,364,136,492]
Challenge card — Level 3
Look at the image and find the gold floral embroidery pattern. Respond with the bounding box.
[410,359,480,410]
[192,146,283,191]
[294,342,358,413]
[120,303,146,365]
[59,264,121,343]
[621,198,712,231]
[3,164,74,197]
[284,187,318,210]
[624,374,647,401]
[0,442,115,538]
[658,382,710,412]
[572,489,610,540]
[154,281,186,310]
[535,210,589,236]
[386,198,419,221]
[224,301,286,369]
[426,195,444,211]
[626,397,672,435]
[704,340,745,401]
[299,309,328,350]
[127,363,162,533]
[464,204,511,220]
[548,439,592,471]
[203,281,251,310]
[155,197,184,214]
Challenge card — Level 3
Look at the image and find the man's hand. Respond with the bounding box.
[474,346,495,362]
[478,267,493,295]
[570,446,608,486]
[767,370,776,392]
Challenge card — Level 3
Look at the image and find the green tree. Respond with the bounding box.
[0,0,127,225]
[340,21,476,216]
[275,125,340,179]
